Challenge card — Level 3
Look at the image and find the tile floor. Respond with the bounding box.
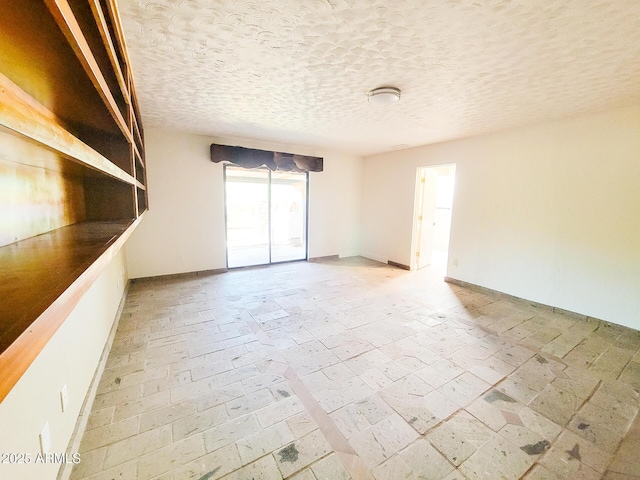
[71,257,640,480]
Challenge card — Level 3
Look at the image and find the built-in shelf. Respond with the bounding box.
[136,187,148,216]
[1,221,134,352]
[0,219,143,401]
[0,73,136,186]
[88,0,130,104]
[46,0,132,142]
[0,0,146,401]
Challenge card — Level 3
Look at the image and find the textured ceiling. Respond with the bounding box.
[117,0,640,156]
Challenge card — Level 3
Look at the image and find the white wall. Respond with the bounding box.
[0,250,128,480]
[126,128,363,278]
[362,105,640,329]
[125,129,226,278]
[308,150,362,259]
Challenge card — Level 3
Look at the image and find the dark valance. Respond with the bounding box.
[210,144,323,172]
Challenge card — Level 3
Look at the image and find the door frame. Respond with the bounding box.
[223,164,309,269]
[410,163,456,271]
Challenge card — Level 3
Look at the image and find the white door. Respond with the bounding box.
[416,169,438,269]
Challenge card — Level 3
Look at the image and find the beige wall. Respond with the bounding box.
[125,128,363,279]
[4,105,636,480]
[128,106,640,328]
[362,105,640,329]
[0,250,128,480]
[308,149,362,259]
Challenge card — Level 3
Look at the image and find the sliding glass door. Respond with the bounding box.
[224,166,270,267]
[224,165,307,268]
[270,170,307,262]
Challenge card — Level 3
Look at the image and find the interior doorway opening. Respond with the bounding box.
[411,164,456,271]
[224,165,308,268]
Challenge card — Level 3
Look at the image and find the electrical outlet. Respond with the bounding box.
[39,422,51,455]
[452,259,459,267]
[60,384,69,413]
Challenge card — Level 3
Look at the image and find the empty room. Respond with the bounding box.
[1,1,640,480]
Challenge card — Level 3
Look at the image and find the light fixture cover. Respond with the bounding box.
[368,87,401,105]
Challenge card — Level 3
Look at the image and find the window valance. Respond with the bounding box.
[210,144,323,172]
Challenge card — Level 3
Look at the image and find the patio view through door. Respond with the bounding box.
[224,165,308,268]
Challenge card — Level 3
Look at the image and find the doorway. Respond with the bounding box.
[411,164,456,270]
[224,165,308,268]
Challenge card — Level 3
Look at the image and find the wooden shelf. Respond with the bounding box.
[133,140,144,168]
[131,88,144,144]
[45,0,132,143]
[0,0,146,401]
[0,72,137,186]
[0,219,143,402]
[102,0,133,88]
[132,108,144,152]
[88,0,129,104]
[136,187,148,217]
[134,144,147,194]
[68,0,130,117]
[0,1,123,142]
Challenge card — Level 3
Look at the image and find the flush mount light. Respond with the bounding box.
[368,86,401,105]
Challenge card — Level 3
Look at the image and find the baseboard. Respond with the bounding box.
[444,276,598,322]
[57,281,130,480]
[360,253,387,264]
[132,267,228,283]
[308,255,339,262]
[387,260,411,271]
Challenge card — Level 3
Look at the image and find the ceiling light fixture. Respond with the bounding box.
[368,87,401,105]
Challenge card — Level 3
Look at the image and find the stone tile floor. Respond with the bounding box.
[71,257,640,480]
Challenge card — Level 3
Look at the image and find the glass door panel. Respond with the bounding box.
[270,171,307,263]
[225,166,270,268]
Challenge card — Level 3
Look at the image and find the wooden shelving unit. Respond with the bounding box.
[0,0,147,402]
